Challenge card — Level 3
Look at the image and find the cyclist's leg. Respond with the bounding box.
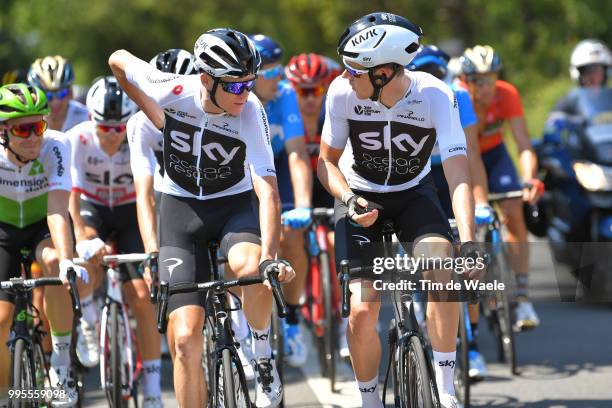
[114,203,161,402]
[159,193,208,407]
[484,145,537,326]
[0,241,19,392]
[335,198,384,406]
[279,225,307,319]
[394,178,458,400]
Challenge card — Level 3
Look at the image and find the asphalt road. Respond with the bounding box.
[84,239,612,407]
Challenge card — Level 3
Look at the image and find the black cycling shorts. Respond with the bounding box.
[80,200,144,281]
[0,220,51,302]
[158,191,261,313]
[334,174,453,280]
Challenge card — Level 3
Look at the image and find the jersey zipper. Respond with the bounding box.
[109,153,114,208]
[383,109,393,189]
[18,167,24,228]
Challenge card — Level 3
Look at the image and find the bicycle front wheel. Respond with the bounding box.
[455,304,470,407]
[217,348,250,408]
[406,336,435,408]
[11,338,35,408]
[105,303,126,408]
[319,250,336,392]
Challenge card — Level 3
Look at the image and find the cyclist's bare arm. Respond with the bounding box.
[285,137,312,208]
[317,141,351,200]
[252,174,282,262]
[318,141,376,226]
[69,190,89,242]
[465,124,489,206]
[134,175,159,253]
[508,116,538,181]
[47,190,76,262]
[442,155,476,242]
[108,50,165,129]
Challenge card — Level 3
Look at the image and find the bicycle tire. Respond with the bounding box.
[106,303,124,408]
[221,348,237,408]
[455,304,470,407]
[269,303,285,407]
[407,335,435,408]
[493,250,518,375]
[319,250,336,392]
[11,338,34,408]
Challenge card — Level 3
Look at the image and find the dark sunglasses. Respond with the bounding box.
[8,120,47,138]
[96,123,127,133]
[45,88,69,101]
[466,75,496,87]
[258,65,283,80]
[219,79,256,95]
[295,85,326,98]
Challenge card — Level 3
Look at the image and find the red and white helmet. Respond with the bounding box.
[285,53,329,87]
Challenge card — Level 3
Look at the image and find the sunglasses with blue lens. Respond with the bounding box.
[258,65,283,80]
[45,88,69,101]
[219,79,256,95]
[342,58,369,78]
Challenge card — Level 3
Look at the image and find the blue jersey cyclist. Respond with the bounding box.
[408,45,491,382]
[250,34,314,367]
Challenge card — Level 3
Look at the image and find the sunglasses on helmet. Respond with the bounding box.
[258,65,283,80]
[342,58,369,78]
[96,123,127,133]
[8,120,48,138]
[45,88,69,101]
[295,85,326,98]
[219,79,256,95]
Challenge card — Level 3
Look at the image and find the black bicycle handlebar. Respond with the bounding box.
[0,268,81,318]
[156,273,288,333]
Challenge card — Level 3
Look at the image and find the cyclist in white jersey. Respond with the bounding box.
[109,28,295,408]
[0,84,88,406]
[66,76,164,406]
[27,56,89,132]
[318,13,482,408]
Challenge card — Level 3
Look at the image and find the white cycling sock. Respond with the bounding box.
[142,359,162,398]
[50,332,72,367]
[81,294,98,325]
[231,304,249,341]
[357,376,383,408]
[250,326,272,359]
[433,350,456,396]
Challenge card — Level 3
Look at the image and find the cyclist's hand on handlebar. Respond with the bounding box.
[59,259,89,285]
[523,179,544,205]
[344,192,381,228]
[75,237,107,264]
[259,259,295,289]
[459,241,488,281]
[281,208,312,229]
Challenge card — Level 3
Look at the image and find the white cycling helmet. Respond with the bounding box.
[460,45,502,75]
[337,12,422,69]
[150,49,197,75]
[569,39,611,82]
[337,12,423,101]
[193,28,261,78]
[86,76,137,124]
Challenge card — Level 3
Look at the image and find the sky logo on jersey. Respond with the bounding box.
[28,160,44,176]
[358,129,430,155]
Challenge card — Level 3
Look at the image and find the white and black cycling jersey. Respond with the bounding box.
[126,111,164,191]
[322,71,467,193]
[66,121,136,207]
[125,61,275,200]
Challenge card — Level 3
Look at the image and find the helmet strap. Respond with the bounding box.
[1,137,34,165]
[209,78,224,111]
[368,64,402,102]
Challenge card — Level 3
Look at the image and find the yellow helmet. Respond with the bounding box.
[27,55,75,91]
